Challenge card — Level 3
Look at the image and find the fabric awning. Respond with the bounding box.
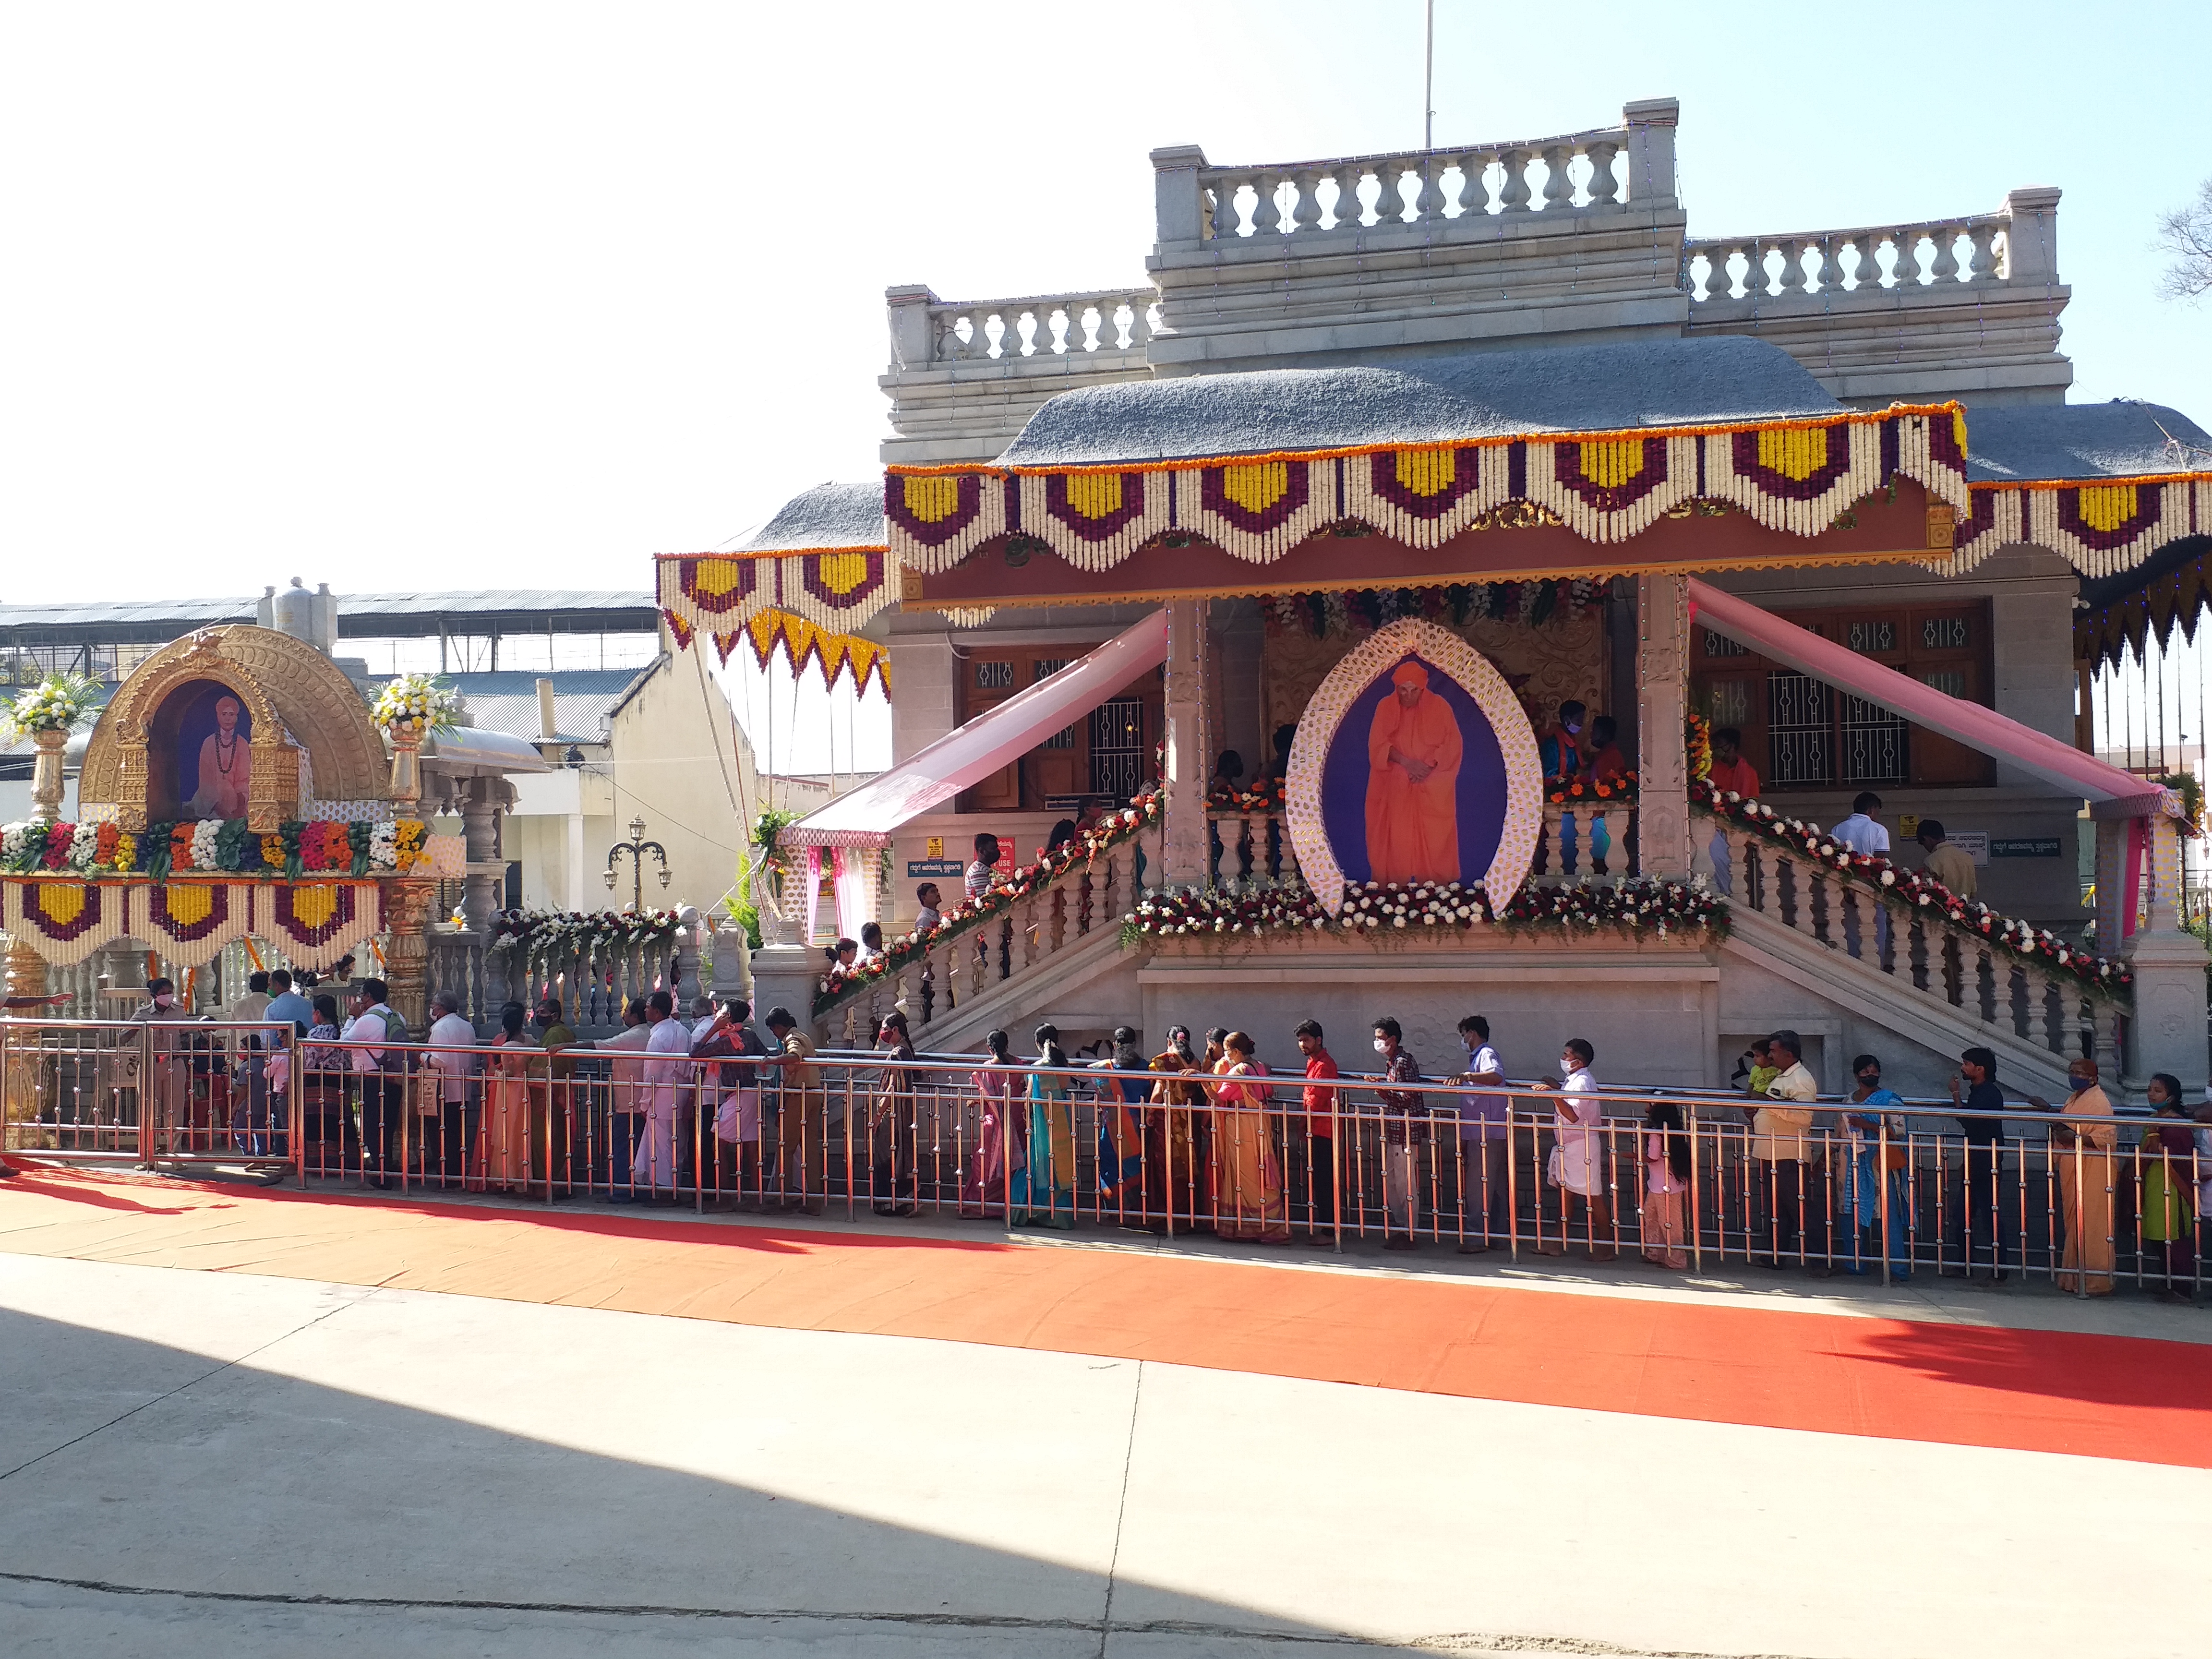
[781,609,1171,848]
[1686,579,2169,816]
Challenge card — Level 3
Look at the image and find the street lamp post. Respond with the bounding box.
[605,815,671,912]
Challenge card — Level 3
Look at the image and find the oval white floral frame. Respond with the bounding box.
[1284,618,1545,915]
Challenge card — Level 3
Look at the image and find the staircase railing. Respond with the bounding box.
[818,810,1165,1046]
[1694,801,2126,1070]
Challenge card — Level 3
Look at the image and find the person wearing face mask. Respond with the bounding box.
[132,977,195,1158]
[1370,1018,1427,1250]
[1538,1038,1616,1262]
[1537,700,1587,783]
[1453,1016,1510,1253]
[2025,1058,2115,1296]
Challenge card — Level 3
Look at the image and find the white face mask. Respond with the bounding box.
[153,993,174,1009]
[1563,722,1582,735]
[1372,1037,1390,1054]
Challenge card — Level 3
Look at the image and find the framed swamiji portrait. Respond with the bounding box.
[1284,619,1543,914]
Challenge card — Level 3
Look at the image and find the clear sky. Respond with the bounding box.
[4,2,2207,771]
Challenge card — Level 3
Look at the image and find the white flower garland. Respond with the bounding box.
[1523,435,1701,543]
[1339,445,1513,548]
[1174,460,1340,562]
[1016,471,1170,572]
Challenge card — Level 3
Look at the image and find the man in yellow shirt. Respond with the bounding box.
[1748,1029,1831,1275]
[1917,819,1977,901]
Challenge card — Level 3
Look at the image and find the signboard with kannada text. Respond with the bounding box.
[1991,838,2064,859]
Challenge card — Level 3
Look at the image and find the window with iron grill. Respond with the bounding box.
[1839,694,1908,784]
[1767,672,1832,786]
[1089,697,1145,799]
[1034,659,1074,749]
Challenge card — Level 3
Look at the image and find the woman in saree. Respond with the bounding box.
[1096,1026,1149,1223]
[2138,1074,2197,1304]
[961,1028,1024,1218]
[1013,1024,1077,1228]
[1145,1026,1206,1232]
[1211,1031,1290,1241]
[481,1001,535,1193]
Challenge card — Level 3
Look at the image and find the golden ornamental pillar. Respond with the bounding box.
[381,877,437,1034]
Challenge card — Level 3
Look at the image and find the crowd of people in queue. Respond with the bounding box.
[108,960,2209,1299]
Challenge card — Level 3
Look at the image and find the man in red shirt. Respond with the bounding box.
[1295,1020,1339,1241]
[1706,725,1761,799]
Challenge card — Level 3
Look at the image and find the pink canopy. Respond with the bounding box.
[781,609,1172,849]
[1686,580,2165,815]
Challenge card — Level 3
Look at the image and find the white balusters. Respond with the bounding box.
[1585,139,1621,205]
[1684,212,2011,308]
[1540,144,1574,211]
[926,290,1158,366]
[1497,147,1531,213]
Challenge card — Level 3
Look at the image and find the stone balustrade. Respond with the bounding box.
[1202,802,1636,890]
[926,289,1158,366]
[1683,213,2014,306]
[823,827,1158,1048]
[1197,123,1643,242]
[1695,813,2124,1070]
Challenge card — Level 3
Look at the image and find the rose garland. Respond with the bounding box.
[1691,780,2128,993]
[1119,876,1727,948]
[814,796,1164,1012]
[0,817,434,879]
[1208,776,1287,814]
[1547,769,1639,807]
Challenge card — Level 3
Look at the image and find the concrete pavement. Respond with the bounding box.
[1,1251,2204,1658]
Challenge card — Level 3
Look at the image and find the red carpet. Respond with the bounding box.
[2,1168,2206,1468]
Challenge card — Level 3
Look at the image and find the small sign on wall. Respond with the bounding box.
[1991,837,2064,859]
[1897,813,1920,840]
[1948,831,1990,866]
[925,836,944,859]
[907,858,964,878]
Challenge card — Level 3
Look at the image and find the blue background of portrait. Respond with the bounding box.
[1320,654,1508,885]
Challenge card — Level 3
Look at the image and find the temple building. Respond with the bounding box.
[667,101,2205,1095]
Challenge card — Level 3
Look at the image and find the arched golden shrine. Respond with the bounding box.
[4,625,462,1029]
[80,626,390,831]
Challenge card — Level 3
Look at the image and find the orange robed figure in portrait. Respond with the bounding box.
[1365,661,1462,884]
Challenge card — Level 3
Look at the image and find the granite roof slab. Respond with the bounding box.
[996,336,1844,469]
[1962,400,2212,484]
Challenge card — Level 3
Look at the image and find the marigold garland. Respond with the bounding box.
[0,817,442,879]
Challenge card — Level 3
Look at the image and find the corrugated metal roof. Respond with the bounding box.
[445,668,655,746]
[0,591,656,643]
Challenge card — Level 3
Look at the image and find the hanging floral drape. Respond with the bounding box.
[886,407,1973,573]
[656,548,892,696]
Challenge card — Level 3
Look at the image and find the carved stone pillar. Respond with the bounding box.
[709,916,752,998]
[381,878,437,1034]
[674,905,703,1003]
[459,777,507,934]
[2122,811,2211,1087]
[1160,599,1209,889]
[2092,818,2127,948]
[1635,573,1691,878]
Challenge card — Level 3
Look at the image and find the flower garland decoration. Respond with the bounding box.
[371,672,460,734]
[0,817,435,878]
[1208,776,1287,814]
[1686,709,1712,782]
[486,907,684,961]
[1547,769,1639,807]
[2,672,103,742]
[814,795,1165,1012]
[1118,876,1727,949]
[1691,780,2129,993]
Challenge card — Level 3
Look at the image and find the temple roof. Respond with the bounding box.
[996,337,1843,469]
[1963,400,2212,484]
[732,481,885,553]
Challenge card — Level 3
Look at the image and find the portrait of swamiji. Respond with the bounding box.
[1365,660,1462,883]
[183,693,252,819]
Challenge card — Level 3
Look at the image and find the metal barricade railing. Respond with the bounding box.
[7,1016,2203,1304]
[1,1017,303,1182]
